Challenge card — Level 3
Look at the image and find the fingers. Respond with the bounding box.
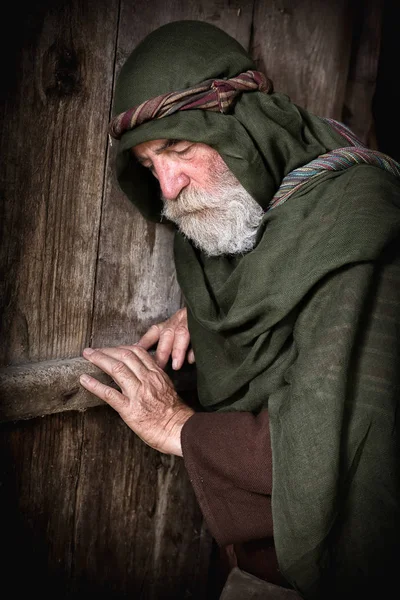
[119,339,193,370]
[92,345,159,373]
[153,323,191,369]
[135,324,172,368]
[171,326,191,370]
[153,327,175,369]
[82,348,143,391]
[87,307,191,377]
[136,324,162,350]
[79,373,127,412]
[187,348,196,364]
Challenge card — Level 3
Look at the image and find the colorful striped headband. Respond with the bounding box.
[108,70,273,140]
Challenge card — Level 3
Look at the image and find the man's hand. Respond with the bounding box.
[136,307,195,370]
[79,345,194,456]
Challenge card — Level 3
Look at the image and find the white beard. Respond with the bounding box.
[161,167,264,257]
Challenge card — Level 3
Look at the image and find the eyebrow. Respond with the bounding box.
[135,139,180,163]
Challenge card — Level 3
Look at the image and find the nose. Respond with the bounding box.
[154,158,190,201]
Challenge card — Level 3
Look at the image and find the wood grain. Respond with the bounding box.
[0,0,119,366]
[251,0,353,119]
[69,406,211,599]
[0,406,211,598]
[0,354,197,422]
[0,411,84,595]
[343,0,383,145]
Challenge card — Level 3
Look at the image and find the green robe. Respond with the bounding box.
[112,21,400,599]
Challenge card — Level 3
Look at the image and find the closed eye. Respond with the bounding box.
[169,142,194,156]
[134,139,195,172]
[175,145,193,155]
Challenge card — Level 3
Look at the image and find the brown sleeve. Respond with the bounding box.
[181,409,273,546]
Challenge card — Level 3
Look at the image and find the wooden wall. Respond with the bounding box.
[0,0,393,597]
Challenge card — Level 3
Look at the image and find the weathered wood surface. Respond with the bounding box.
[0,410,84,595]
[251,0,353,119]
[69,407,211,599]
[0,406,210,599]
[343,0,383,146]
[0,354,197,422]
[0,0,118,366]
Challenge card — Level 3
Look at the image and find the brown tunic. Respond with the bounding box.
[181,410,289,587]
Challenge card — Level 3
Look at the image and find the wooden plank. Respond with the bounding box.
[69,405,212,599]
[90,0,255,349]
[0,0,119,366]
[251,0,353,119]
[0,411,84,595]
[0,404,211,598]
[0,355,197,423]
[343,0,383,146]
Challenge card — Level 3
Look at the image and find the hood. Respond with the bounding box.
[112,20,346,221]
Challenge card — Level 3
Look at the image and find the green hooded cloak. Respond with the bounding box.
[112,21,400,599]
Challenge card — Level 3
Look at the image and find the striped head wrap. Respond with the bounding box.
[108,70,272,140]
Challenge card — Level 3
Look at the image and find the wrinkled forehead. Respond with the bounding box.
[131,139,172,159]
[131,139,219,163]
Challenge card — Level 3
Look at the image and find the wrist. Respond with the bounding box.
[167,406,195,457]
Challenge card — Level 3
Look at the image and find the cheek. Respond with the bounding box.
[190,151,227,186]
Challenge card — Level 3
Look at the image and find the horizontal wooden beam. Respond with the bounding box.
[0,355,197,423]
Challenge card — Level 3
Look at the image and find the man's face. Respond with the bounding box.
[132,139,263,256]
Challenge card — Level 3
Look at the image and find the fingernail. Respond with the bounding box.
[83,347,94,355]
[80,374,91,383]
[172,359,178,370]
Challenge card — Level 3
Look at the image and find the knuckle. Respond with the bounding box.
[177,307,187,321]
[90,378,101,392]
[149,324,161,333]
[104,386,116,401]
[175,325,188,336]
[132,344,146,357]
[157,346,169,357]
[160,327,174,338]
[148,370,165,388]
[111,361,126,375]
[157,350,172,362]
[120,349,133,360]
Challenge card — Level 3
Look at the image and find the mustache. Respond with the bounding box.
[162,189,224,220]
[161,168,241,221]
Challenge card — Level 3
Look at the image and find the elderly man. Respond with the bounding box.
[80,21,400,600]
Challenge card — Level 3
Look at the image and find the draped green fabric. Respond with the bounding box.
[113,21,400,599]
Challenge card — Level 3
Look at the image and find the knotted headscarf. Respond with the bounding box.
[109,70,272,139]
